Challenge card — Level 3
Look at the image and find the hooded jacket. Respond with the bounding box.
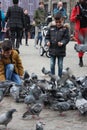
[45,25,70,57]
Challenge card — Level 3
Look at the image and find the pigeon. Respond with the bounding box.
[0,90,4,102]
[22,94,47,119]
[24,94,36,106]
[10,84,20,102]
[41,67,50,75]
[23,70,30,80]
[36,121,44,130]
[0,109,17,129]
[52,101,70,116]
[75,97,87,115]
[22,103,43,119]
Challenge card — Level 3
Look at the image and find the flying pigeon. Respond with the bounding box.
[0,109,17,129]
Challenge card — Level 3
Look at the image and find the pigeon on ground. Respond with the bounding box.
[41,67,50,75]
[22,94,47,119]
[0,90,4,103]
[22,103,43,119]
[0,109,17,129]
[24,94,36,106]
[52,101,70,116]
[10,84,20,102]
[36,121,44,130]
[23,70,30,80]
[75,97,87,115]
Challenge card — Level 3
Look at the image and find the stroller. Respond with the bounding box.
[39,23,50,58]
[38,13,52,58]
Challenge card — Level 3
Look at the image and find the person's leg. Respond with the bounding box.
[58,56,63,77]
[10,28,15,48]
[16,28,21,49]
[50,56,56,75]
[5,64,14,80]
[25,30,28,45]
[11,73,22,85]
[34,26,39,47]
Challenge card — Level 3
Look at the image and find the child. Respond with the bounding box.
[45,12,70,77]
[0,40,24,85]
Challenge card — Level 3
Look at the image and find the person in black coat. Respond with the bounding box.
[45,12,70,77]
[24,9,30,46]
[5,0,25,51]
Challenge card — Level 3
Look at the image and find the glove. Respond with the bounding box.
[76,15,82,20]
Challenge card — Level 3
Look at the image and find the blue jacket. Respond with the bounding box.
[0,10,5,30]
[53,7,67,19]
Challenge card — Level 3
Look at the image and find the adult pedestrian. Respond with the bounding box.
[53,1,67,22]
[0,2,5,41]
[24,9,30,46]
[45,13,70,78]
[0,40,24,85]
[33,1,46,48]
[5,0,25,52]
[70,0,87,67]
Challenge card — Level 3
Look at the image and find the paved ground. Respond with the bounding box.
[0,39,87,130]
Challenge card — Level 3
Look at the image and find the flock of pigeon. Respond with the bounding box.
[0,67,87,129]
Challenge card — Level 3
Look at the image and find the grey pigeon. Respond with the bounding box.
[22,103,43,119]
[0,90,4,102]
[52,101,70,116]
[75,98,87,115]
[23,70,30,80]
[41,67,50,75]
[36,121,44,130]
[10,84,20,102]
[24,94,36,106]
[22,94,47,119]
[0,109,17,129]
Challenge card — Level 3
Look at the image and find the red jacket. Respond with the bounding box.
[70,5,87,43]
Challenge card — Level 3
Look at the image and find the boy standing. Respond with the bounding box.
[45,13,70,77]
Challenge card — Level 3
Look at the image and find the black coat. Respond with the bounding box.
[24,14,30,30]
[5,5,25,29]
[45,25,70,57]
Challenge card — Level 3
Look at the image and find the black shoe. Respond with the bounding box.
[79,57,83,67]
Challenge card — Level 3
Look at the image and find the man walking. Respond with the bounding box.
[5,0,25,52]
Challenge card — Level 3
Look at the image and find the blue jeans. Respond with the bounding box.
[50,56,63,77]
[5,64,22,85]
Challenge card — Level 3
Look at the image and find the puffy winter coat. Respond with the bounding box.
[45,25,70,57]
[0,50,24,81]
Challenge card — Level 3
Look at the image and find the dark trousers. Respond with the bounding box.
[10,27,22,49]
[25,29,29,45]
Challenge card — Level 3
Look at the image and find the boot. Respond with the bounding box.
[79,57,83,67]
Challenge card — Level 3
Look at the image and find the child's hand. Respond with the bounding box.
[58,42,63,46]
[47,42,50,46]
